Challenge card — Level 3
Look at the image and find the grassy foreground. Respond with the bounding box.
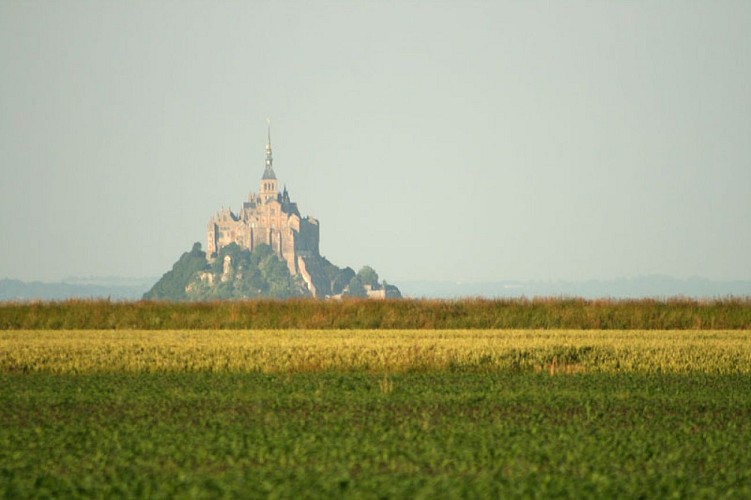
[2,329,750,498]
[2,372,750,498]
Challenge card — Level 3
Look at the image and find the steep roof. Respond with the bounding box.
[262,165,276,180]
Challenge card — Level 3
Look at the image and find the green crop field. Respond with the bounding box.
[2,329,751,497]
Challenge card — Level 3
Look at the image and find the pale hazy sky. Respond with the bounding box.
[1,2,750,284]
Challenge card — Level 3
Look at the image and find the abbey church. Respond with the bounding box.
[206,125,331,297]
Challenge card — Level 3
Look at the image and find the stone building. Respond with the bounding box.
[206,125,321,292]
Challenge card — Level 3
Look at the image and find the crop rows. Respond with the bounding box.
[2,329,750,374]
[3,371,751,498]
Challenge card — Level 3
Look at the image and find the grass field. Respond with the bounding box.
[2,329,751,497]
[3,297,751,330]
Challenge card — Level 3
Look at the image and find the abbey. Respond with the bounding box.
[206,125,322,293]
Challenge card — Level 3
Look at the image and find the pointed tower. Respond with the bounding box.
[260,119,278,202]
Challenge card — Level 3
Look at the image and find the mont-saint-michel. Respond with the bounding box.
[144,124,401,301]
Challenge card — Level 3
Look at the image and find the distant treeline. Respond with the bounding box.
[1,298,750,330]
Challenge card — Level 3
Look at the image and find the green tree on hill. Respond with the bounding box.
[345,276,368,298]
[342,266,402,298]
[143,243,208,300]
[144,242,306,301]
[356,266,380,289]
[331,266,356,295]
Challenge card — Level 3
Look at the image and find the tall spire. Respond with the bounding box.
[262,118,276,180]
[265,118,273,168]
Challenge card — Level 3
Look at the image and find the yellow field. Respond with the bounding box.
[1,329,749,374]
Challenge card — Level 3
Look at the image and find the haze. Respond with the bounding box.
[1,2,749,284]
